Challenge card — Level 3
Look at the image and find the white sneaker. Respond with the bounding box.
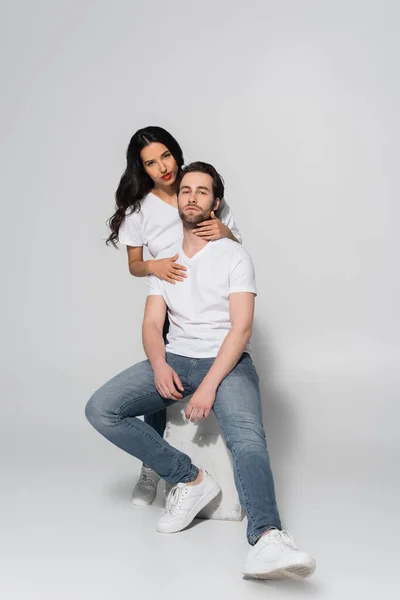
[157,470,221,534]
[132,464,161,506]
[243,529,316,579]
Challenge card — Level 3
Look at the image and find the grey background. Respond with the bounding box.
[1,1,399,598]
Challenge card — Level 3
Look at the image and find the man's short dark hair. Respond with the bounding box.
[176,161,225,201]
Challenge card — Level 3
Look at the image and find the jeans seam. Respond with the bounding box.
[213,407,257,533]
[230,445,257,529]
[122,415,193,479]
[186,359,198,389]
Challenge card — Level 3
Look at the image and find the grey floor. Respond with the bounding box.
[1,423,398,600]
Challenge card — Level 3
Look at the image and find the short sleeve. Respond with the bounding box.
[118,212,144,247]
[217,198,242,244]
[229,248,257,296]
[147,274,164,297]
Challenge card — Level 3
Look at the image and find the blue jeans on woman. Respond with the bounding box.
[85,352,282,544]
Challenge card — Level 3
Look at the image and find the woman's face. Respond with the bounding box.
[140,142,179,187]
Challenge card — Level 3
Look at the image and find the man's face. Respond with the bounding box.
[178,172,219,227]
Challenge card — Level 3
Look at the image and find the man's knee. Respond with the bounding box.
[85,393,99,429]
[224,419,267,454]
[85,389,115,431]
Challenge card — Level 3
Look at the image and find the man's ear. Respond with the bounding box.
[213,198,221,212]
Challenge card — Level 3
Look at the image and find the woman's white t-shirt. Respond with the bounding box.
[118,192,242,257]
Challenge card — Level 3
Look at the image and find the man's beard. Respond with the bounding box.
[178,206,210,230]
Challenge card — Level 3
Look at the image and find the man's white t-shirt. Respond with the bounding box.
[147,238,257,358]
[118,192,242,257]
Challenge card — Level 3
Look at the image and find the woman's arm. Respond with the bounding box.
[127,246,152,277]
[218,198,242,243]
[127,246,187,283]
[223,226,240,243]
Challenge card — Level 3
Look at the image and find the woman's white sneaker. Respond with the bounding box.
[157,470,221,534]
[243,529,316,579]
[132,464,161,506]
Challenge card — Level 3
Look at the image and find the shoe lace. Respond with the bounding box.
[138,466,158,488]
[266,529,298,550]
[165,483,187,515]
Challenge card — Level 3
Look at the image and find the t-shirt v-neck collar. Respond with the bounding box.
[181,241,213,265]
[149,191,178,211]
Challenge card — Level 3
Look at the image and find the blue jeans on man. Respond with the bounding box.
[85,352,282,545]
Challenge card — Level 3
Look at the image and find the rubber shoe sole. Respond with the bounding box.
[243,555,316,580]
[132,491,157,506]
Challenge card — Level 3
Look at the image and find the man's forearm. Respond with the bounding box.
[201,326,252,391]
[142,322,167,369]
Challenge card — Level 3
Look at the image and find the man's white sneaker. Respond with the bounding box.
[132,464,161,506]
[157,470,221,534]
[243,529,316,580]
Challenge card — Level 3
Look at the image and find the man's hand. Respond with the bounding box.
[194,211,229,241]
[185,385,216,422]
[154,362,184,400]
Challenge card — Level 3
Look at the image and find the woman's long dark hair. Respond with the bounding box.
[106,126,184,247]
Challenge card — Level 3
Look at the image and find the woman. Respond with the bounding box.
[107,126,242,505]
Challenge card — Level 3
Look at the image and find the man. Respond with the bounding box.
[85,162,316,579]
